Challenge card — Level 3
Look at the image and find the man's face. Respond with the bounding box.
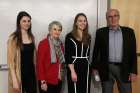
[106,10,120,28]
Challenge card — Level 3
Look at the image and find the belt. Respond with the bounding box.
[108,62,122,65]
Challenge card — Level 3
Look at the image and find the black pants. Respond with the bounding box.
[39,81,62,93]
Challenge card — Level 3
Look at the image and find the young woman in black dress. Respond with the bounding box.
[65,13,91,93]
[7,11,37,93]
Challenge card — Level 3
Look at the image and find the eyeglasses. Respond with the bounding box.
[107,15,119,19]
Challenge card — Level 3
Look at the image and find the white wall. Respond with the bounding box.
[0,70,8,93]
[0,0,107,93]
[0,0,98,65]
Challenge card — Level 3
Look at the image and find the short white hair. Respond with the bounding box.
[48,21,62,31]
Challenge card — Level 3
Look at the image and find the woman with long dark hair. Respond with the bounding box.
[65,13,91,93]
[7,11,37,93]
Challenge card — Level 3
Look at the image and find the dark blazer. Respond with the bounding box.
[91,26,137,82]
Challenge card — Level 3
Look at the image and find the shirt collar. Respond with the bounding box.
[109,26,121,32]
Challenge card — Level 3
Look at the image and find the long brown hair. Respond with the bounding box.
[12,11,34,49]
[71,13,91,46]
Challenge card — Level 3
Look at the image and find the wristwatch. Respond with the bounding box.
[41,80,46,84]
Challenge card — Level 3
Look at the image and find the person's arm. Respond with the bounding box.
[68,64,77,82]
[33,45,37,66]
[129,28,137,81]
[40,80,47,91]
[10,69,20,91]
[7,37,20,91]
[36,41,48,91]
[37,41,47,80]
[91,29,100,70]
[65,34,77,82]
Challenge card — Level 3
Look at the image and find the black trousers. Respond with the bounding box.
[39,81,62,93]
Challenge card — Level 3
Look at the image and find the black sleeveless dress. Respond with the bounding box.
[21,43,37,93]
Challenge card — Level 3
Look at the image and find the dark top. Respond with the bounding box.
[20,43,37,92]
[65,33,90,64]
[21,43,35,78]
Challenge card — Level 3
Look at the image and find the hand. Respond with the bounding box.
[12,79,20,93]
[129,73,137,81]
[71,71,77,82]
[92,69,98,75]
[58,73,62,80]
[92,69,100,81]
[41,81,47,91]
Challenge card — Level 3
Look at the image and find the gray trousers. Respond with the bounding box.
[102,64,132,93]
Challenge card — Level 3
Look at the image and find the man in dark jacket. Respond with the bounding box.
[91,9,137,93]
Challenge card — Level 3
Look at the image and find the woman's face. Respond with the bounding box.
[20,16,31,31]
[50,24,62,39]
[76,15,87,31]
